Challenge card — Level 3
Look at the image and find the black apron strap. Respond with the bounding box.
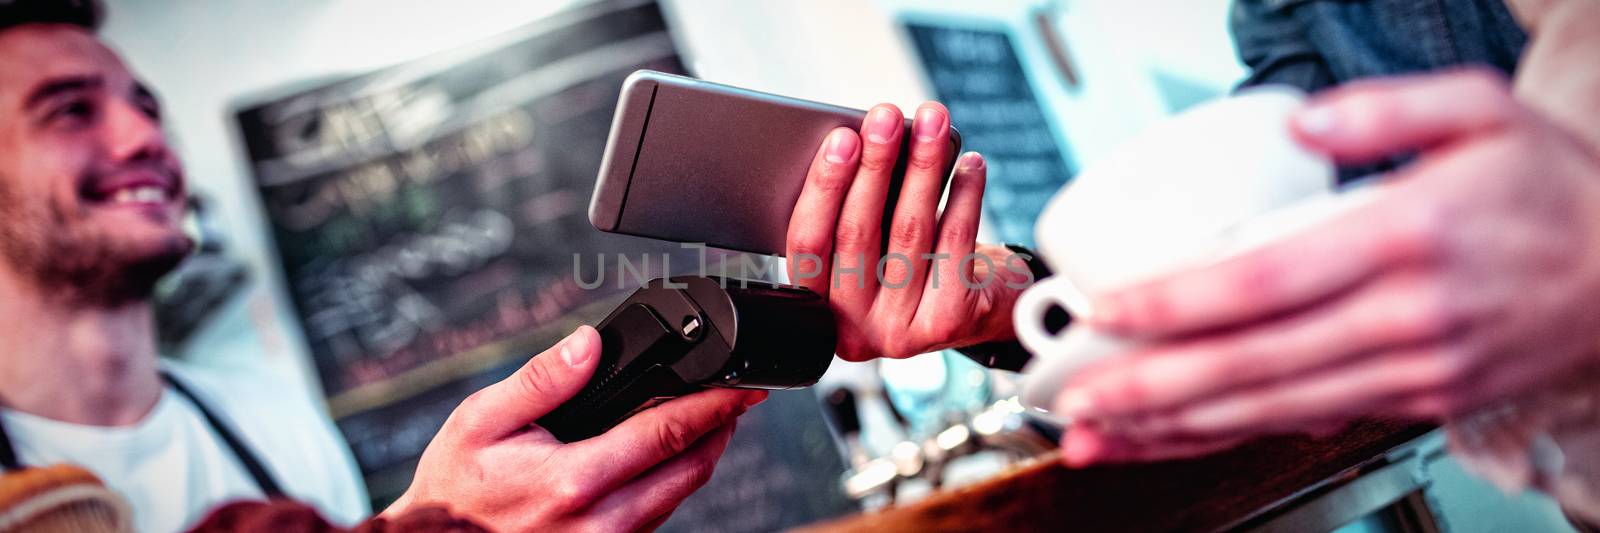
[159,370,287,499]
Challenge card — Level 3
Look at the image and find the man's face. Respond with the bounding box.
[0,24,190,303]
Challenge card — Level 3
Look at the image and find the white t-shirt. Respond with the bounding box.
[0,362,370,532]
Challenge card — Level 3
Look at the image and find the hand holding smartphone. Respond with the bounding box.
[590,71,1014,366]
[589,70,962,255]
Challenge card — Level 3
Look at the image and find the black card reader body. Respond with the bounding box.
[537,276,836,442]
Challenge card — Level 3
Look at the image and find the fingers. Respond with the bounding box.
[1088,188,1436,338]
[586,423,736,533]
[1291,68,1520,164]
[1393,345,1548,420]
[1063,270,1459,420]
[452,327,601,443]
[911,153,988,342]
[1062,425,1244,467]
[830,104,904,308]
[929,153,987,292]
[637,513,673,533]
[1103,344,1465,441]
[917,152,986,320]
[880,103,954,311]
[568,389,761,492]
[787,127,862,298]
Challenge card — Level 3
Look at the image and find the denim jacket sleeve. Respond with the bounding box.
[1230,0,1339,93]
[1230,0,1526,94]
[1229,0,1527,182]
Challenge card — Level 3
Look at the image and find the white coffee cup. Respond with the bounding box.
[1012,86,1379,414]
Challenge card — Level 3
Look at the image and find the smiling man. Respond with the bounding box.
[0,2,373,530]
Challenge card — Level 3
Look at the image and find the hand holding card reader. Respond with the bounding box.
[537,276,836,442]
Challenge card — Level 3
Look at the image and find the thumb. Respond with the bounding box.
[452,326,601,443]
[1503,0,1565,28]
[1511,0,1600,151]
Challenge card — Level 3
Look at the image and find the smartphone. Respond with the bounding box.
[589,70,962,256]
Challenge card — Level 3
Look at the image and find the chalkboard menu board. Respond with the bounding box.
[236,1,855,523]
[903,22,1075,246]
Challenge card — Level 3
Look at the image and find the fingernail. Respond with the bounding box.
[1295,104,1340,137]
[742,391,768,408]
[958,151,984,171]
[865,106,900,144]
[914,105,945,143]
[560,327,592,366]
[825,129,859,164]
[1058,389,1095,419]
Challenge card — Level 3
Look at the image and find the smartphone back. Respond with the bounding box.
[590,70,960,256]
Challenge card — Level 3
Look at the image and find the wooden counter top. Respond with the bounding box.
[796,419,1434,533]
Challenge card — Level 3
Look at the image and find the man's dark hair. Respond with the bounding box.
[0,0,102,34]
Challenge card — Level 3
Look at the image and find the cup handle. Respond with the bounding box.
[1018,325,1134,414]
[1013,275,1090,357]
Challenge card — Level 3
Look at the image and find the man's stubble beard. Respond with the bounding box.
[0,176,193,307]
